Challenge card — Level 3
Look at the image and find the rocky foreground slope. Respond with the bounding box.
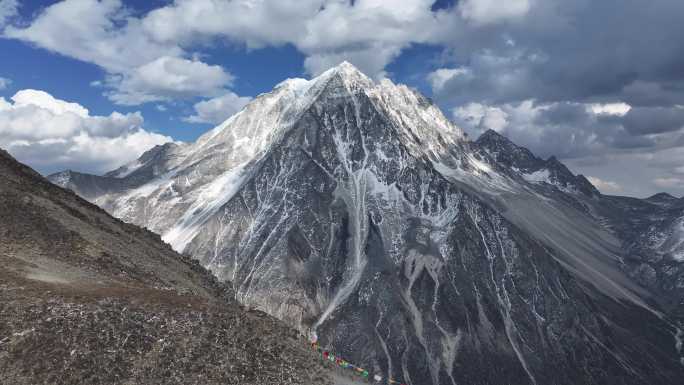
[0,148,331,385]
[50,62,684,385]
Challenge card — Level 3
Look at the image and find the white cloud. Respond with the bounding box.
[0,76,11,89]
[105,56,234,105]
[184,92,252,125]
[16,0,455,80]
[456,99,648,160]
[588,102,631,116]
[453,98,684,196]
[0,0,17,30]
[5,0,179,73]
[141,0,315,48]
[302,44,404,79]
[4,0,236,105]
[295,0,447,77]
[11,89,89,117]
[429,51,550,106]
[458,0,531,25]
[0,89,171,174]
[452,102,509,136]
[428,68,471,92]
[586,176,622,193]
[139,0,445,77]
[5,0,461,97]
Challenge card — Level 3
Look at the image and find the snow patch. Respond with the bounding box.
[123,170,177,199]
[432,159,518,195]
[112,159,143,178]
[667,219,684,262]
[162,163,249,252]
[522,169,551,183]
[276,77,312,96]
[50,171,71,187]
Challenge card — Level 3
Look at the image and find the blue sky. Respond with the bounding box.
[1,0,684,197]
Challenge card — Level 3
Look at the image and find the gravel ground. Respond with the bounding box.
[0,148,333,385]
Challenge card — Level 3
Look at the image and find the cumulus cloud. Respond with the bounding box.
[4,0,234,105]
[427,0,684,196]
[8,0,684,107]
[105,56,234,105]
[0,89,171,174]
[138,0,455,78]
[431,0,684,108]
[5,0,178,73]
[140,0,309,47]
[428,51,549,106]
[457,0,531,25]
[10,0,455,81]
[11,89,89,117]
[183,92,252,125]
[294,0,448,77]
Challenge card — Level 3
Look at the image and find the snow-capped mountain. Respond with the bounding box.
[50,62,684,384]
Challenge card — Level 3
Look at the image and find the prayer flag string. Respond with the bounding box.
[310,341,407,385]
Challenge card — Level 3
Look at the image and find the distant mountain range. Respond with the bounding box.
[49,62,684,385]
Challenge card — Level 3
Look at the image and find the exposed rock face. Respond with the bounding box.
[49,62,684,384]
[475,130,684,323]
[49,142,181,200]
[475,129,599,197]
[0,148,331,385]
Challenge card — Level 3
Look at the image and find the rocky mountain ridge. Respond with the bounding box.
[48,62,684,385]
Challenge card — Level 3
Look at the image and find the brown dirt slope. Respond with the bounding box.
[0,148,331,385]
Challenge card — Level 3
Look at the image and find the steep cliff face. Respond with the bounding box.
[49,63,684,384]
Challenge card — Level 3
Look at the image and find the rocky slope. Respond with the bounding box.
[0,148,331,385]
[49,62,684,384]
[475,130,684,322]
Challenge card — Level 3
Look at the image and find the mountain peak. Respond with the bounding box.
[475,129,522,153]
[477,128,507,142]
[646,192,678,201]
[476,129,539,163]
[321,61,374,89]
[335,60,357,70]
[330,60,362,75]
